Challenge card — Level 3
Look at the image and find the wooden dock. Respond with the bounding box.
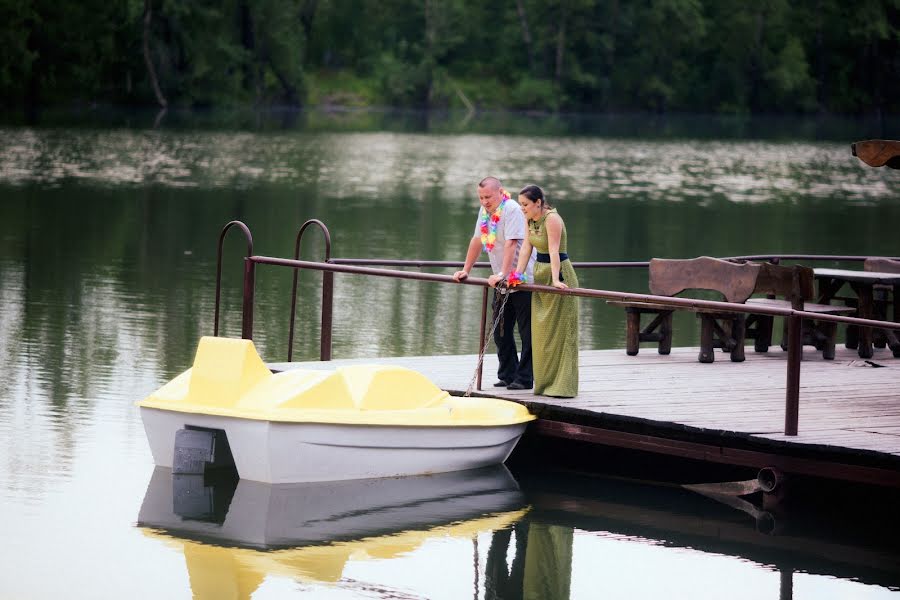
[271,345,900,487]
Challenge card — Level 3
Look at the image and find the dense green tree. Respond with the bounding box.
[0,0,897,115]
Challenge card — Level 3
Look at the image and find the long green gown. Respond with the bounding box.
[528,209,579,397]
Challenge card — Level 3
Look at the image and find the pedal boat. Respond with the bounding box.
[136,336,535,483]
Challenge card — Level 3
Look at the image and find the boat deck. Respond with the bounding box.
[271,345,900,486]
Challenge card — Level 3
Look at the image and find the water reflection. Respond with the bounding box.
[134,463,900,599]
[3,129,897,206]
[138,466,528,596]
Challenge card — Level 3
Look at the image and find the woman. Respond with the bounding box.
[508,184,578,397]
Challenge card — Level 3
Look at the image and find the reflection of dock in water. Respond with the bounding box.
[514,467,900,593]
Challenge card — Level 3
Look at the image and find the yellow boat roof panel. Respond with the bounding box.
[136,337,534,426]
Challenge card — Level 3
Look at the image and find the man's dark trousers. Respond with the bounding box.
[493,289,533,387]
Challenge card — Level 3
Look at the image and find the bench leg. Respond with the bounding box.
[845,325,859,349]
[699,315,715,363]
[820,321,837,360]
[625,310,640,356]
[754,315,773,353]
[658,312,673,355]
[730,316,746,362]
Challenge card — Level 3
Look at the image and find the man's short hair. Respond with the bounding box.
[478,176,502,189]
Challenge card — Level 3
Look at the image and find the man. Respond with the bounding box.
[453,177,535,390]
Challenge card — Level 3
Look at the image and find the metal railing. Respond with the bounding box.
[215,220,900,437]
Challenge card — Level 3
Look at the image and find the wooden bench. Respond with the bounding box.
[836,258,900,354]
[745,263,855,360]
[608,257,760,363]
[608,257,854,363]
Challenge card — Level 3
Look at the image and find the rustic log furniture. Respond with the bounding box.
[609,257,854,362]
[818,260,900,359]
[744,263,855,360]
[608,257,760,363]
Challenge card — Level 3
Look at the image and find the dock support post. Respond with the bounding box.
[321,270,333,360]
[784,315,802,435]
[477,286,489,391]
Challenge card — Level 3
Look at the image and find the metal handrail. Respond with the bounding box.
[251,255,900,329]
[328,254,900,270]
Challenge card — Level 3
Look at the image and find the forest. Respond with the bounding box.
[1,0,898,116]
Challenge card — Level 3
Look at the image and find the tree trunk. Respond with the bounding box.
[143,0,167,108]
[424,0,436,108]
[748,9,765,113]
[299,0,318,61]
[815,0,827,113]
[515,0,535,72]
[239,1,257,96]
[555,1,567,85]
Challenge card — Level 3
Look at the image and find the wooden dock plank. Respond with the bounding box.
[270,345,900,470]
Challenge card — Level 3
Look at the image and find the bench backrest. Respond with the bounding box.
[648,256,760,303]
[864,257,900,274]
[753,263,815,309]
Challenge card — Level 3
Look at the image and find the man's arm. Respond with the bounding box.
[453,236,483,281]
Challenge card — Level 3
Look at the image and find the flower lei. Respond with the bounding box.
[507,271,528,287]
[479,188,511,252]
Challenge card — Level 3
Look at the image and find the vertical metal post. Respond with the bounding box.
[289,219,333,361]
[241,258,256,340]
[321,270,334,360]
[779,567,793,600]
[784,315,802,435]
[215,221,253,338]
[477,286,489,391]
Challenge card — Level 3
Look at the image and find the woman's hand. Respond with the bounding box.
[552,280,569,289]
[487,274,504,288]
[452,270,469,282]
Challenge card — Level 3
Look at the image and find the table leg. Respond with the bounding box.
[854,283,874,359]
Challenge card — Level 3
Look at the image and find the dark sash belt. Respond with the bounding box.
[536,252,569,263]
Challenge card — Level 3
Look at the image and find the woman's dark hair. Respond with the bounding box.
[519,184,550,207]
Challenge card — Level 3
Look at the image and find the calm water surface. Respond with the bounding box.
[1,117,899,598]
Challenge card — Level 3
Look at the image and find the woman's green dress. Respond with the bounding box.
[528,209,579,397]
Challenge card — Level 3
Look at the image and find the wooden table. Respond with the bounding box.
[814,268,900,358]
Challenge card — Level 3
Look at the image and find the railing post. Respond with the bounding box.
[477,287,489,391]
[289,220,333,361]
[242,258,256,340]
[214,221,254,338]
[784,315,802,435]
[321,270,333,360]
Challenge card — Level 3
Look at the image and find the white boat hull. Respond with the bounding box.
[140,407,529,483]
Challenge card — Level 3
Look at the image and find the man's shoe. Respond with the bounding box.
[506,382,531,390]
[493,380,510,387]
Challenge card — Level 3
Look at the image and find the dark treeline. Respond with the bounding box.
[2,0,898,116]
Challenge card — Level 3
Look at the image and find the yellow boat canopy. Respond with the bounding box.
[136,337,535,427]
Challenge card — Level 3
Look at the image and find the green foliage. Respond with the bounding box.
[1,0,898,115]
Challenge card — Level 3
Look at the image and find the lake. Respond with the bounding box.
[1,111,899,599]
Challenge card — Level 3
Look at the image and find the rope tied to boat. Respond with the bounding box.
[464,282,512,397]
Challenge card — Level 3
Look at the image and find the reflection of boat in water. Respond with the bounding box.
[137,465,528,594]
[136,337,534,483]
[138,464,527,549]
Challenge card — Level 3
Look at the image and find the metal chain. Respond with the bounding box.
[464,284,511,397]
